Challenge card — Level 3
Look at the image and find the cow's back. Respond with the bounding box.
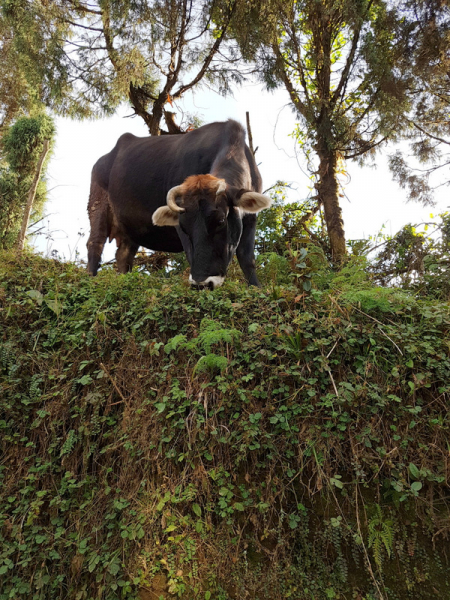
[109,122,232,197]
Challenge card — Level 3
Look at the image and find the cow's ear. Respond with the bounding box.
[152,206,180,227]
[234,191,272,214]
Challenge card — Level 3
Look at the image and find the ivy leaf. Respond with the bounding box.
[330,474,344,489]
[109,562,120,576]
[35,535,47,544]
[26,290,44,305]
[77,375,93,386]
[409,463,420,479]
[44,297,62,316]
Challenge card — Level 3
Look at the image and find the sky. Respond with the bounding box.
[35,81,449,263]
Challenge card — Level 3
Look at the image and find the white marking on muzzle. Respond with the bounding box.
[189,275,225,289]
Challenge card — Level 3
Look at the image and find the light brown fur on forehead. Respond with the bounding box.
[180,174,225,206]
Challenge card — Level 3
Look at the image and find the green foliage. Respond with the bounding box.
[2,113,55,172]
[327,255,414,313]
[0,12,39,128]
[1,251,450,599]
[164,318,241,375]
[256,252,293,286]
[194,354,228,375]
[368,506,395,569]
[0,112,55,248]
[370,213,450,299]
[254,184,322,255]
[196,318,241,353]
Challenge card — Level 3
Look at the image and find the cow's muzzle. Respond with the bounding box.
[189,275,225,290]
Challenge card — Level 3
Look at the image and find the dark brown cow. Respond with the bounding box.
[87,120,272,288]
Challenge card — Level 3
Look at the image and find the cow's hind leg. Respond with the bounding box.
[115,239,139,274]
[87,180,110,276]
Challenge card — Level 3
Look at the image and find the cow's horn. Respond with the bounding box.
[216,179,227,196]
[167,185,185,213]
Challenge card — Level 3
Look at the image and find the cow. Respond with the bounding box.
[86,119,272,288]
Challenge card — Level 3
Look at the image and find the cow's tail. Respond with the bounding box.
[86,178,111,276]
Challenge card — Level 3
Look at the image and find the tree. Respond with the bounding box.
[0,113,55,249]
[3,0,245,135]
[236,0,418,262]
[0,16,37,131]
[389,0,450,205]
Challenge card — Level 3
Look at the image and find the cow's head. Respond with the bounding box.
[152,174,272,289]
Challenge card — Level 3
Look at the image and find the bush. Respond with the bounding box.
[1,251,450,599]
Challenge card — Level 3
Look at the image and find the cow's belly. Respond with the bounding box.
[136,227,184,252]
[110,198,184,253]
[127,223,184,253]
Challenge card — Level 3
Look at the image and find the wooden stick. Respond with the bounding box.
[101,362,127,405]
[245,111,256,156]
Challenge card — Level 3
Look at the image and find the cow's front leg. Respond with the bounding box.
[236,213,260,286]
[115,239,139,273]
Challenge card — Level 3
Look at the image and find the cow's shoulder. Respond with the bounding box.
[115,132,141,152]
[224,119,246,138]
[91,134,140,190]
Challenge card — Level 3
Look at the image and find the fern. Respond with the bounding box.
[164,334,188,354]
[368,505,395,568]
[163,320,240,357]
[194,354,228,375]
[197,318,241,353]
[342,287,412,313]
[60,429,77,457]
[29,375,43,400]
[0,343,16,375]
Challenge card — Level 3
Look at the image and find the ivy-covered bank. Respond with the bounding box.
[1,251,450,600]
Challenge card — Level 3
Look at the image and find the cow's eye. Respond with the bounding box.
[217,216,226,228]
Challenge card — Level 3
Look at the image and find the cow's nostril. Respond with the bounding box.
[189,275,224,290]
[190,282,214,291]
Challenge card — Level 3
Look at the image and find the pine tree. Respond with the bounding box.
[2,0,245,135]
[235,0,418,262]
[389,0,449,205]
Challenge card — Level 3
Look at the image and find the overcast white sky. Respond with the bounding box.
[35,81,449,262]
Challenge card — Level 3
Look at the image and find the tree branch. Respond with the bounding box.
[172,0,237,99]
[271,41,308,118]
[409,119,450,146]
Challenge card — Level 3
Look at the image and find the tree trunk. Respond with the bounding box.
[316,144,347,263]
[17,139,50,252]
[148,92,168,136]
